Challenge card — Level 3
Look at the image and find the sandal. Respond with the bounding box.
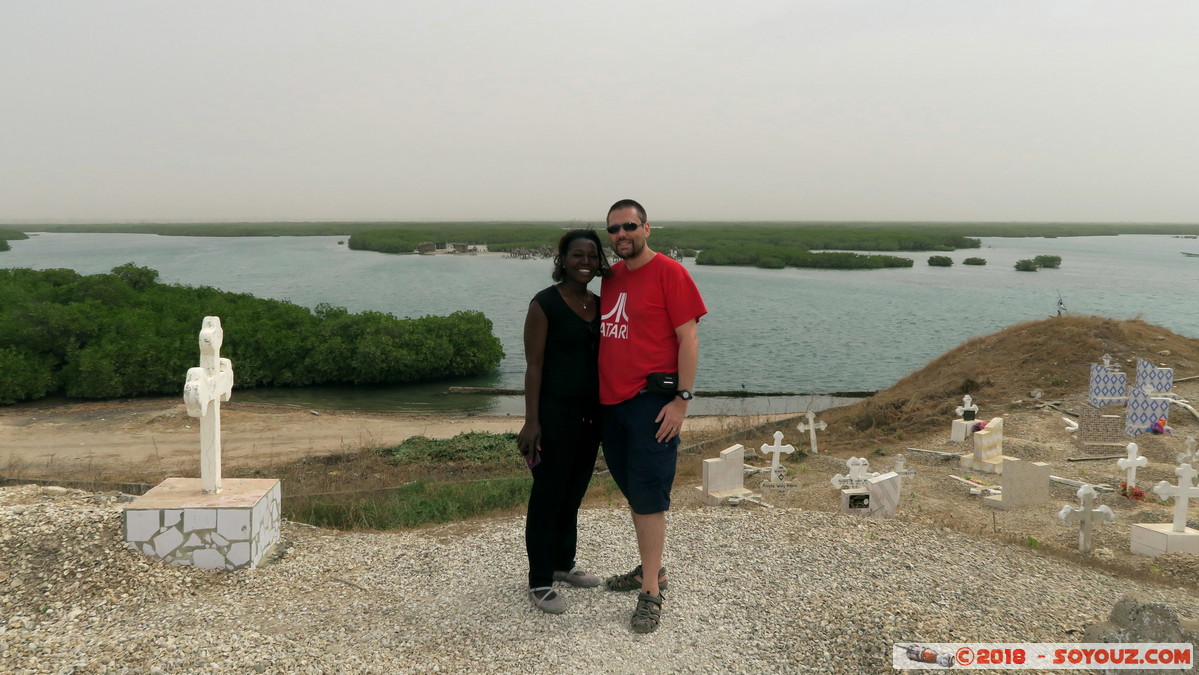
[604,564,668,592]
[553,566,601,588]
[528,586,565,614]
[631,591,663,634]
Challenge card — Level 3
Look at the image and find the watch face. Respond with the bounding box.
[679,390,693,400]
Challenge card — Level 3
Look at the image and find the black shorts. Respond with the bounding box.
[601,393,679,514]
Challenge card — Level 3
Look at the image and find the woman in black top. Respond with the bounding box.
[518,229,611,614]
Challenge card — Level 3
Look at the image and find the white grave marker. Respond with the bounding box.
[1058,484,1115,554]
[183,317,235,494]
[955,395,979,421]
[1152,464,1199,533]
[891,455,916,490]
[797,411,827,454]
[1178,436,1199,467]
[759,431,795,484]
[831,457,879,490]
[1116,442,1148,490]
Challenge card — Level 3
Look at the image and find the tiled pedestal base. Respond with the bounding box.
[123,478,281,570]
[1130,523,1199,557]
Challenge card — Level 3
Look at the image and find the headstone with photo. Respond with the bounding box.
[831,457,880,490]
[842,472,901,518]
[950,395,980,442]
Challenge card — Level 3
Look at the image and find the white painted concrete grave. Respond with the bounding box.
[1178,437,1199,467]
[1131,463,1199,557]
[891,455,916,490]
[842,472,901,518]
[983,457,1051,511]
[959,417,1014,474]
[950,395,981,443]
[124,316,281,570]
[696,444,756,506]
[797,411,827,454]
[758,431,796,486]
[1058,484,1115,554]
[1116,442,1148,490]
[831,457,879,490]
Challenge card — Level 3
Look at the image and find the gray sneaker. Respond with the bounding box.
[553,566,601,588]
[528,586,565,614]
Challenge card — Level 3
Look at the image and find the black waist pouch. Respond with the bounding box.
[643,372,678,396]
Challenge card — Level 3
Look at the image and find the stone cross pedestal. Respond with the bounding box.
[123,316,281,570]
[1058,484,1115,554]
[1116,442,1148,490]
[955,395,979,421]
[797,411,827,454]
[1131,463,1199,557]
[758,431,795,484]
[183,317,235,494]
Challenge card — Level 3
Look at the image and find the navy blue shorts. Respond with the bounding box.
[601,393,679,514]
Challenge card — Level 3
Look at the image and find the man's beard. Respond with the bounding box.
[616,239,644,260]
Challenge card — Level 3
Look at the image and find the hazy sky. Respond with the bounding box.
[2,1,1196,223]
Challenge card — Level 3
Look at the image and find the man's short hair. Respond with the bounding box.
[607,199,647,224]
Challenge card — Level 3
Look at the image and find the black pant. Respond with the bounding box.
[525,395,600,588]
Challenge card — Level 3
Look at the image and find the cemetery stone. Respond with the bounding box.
[983,457,1051,510]
[1058,484,1115,554]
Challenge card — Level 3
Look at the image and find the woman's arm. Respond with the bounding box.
[517,299,548,455]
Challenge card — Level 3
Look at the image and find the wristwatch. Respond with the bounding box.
[676,390,693,401]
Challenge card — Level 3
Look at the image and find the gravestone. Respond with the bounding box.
[1088,360,1128,408]
[1058,484,1115,554]
[695,444,756,506]
[831,457,879,490]
[842,472,901,518]
[983,457,1051,510]
[890,455,916,491]
[796,411,827,455]
[959,417,1014,474]
[950,395,980,442]
[1130,464,1199,557]
[1082,595,1199,675]
[1116,442,1148,490]
[1177,436,1198,466]
[1078,407,1126,447]
[1132,358,1174,398]
[124,317,281,570]
[758,431,796,486]
[1125,386,1170,437]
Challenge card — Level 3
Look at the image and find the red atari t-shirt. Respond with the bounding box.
[599,253,707,405]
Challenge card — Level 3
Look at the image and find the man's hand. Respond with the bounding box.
[654,397,688,443]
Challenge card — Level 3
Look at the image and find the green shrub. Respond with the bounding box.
[963,257,986,265]
[1034,255,1062,268]
[385,431,522,466]
[927,255,953,267]
[1014,259,1038,272]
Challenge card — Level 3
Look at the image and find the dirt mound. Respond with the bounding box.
[826,315,1199,439]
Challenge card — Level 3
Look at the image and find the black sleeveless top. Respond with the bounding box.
[533,285,600,399]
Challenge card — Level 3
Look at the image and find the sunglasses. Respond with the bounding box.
[606,222,642,234]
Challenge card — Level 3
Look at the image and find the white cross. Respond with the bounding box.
[759,431,795,483]
[831,457,879,489]
[891,455,916,489]
[1101,354,1114,369]
[797,411,827,454]
[1057,484,1115,554]
[1116,442,1148,490]
[1153,463,1199,533]
[1178,436,1199,466]
[183,317,235,494]
[955,395,979,418]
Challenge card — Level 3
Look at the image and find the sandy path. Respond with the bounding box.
[0,397,792,478]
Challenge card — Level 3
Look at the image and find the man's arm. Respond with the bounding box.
[654,318,698,442]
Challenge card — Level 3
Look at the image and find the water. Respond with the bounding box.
[4,232,1197,414]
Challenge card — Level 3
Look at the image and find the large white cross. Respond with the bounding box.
[1153,463,1199,533]
[183,316,235,494]
[1178,436,1199,467]
[759,431,795,483]
[1058,484,1115,554]
[1116,442,1148,490]
[955,395,979,419]
[797,411,827,454]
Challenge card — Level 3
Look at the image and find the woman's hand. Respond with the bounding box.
[517,421,542,456]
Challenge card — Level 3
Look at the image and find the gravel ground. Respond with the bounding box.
[3,484,1198,674]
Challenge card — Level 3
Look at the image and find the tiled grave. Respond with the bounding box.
[1088,360,1127,408]
[1126,386,1170,437]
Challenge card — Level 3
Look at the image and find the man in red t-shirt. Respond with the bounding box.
[598,198,707,634]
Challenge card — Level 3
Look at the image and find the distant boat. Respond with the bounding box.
[1182,252,1199,258]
